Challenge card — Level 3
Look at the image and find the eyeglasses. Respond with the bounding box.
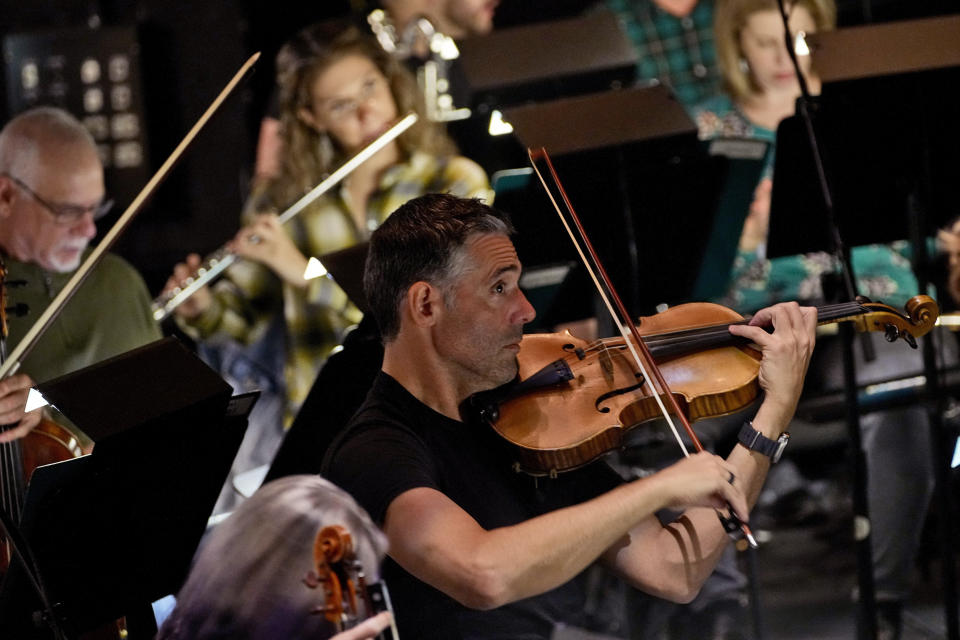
[2,172,113,225]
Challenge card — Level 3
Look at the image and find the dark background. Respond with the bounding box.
[0,0,956,295]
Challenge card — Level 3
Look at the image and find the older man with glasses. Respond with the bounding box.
[0,106,160,442]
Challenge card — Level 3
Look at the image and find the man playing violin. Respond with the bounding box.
[0,106,160,442]
[323,193,817,638]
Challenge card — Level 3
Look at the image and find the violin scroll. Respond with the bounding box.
[305,523,397,638]
[307,525,359,625]
[854,295,938,348]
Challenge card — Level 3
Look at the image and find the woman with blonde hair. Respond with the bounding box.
[696,4,951,637]
[708,0,835,132]
[167,23,492,427]
[694,0,836,265]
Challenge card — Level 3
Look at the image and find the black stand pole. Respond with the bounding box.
[0,497,66,640]
[773,4,877,637]
[615,147,641,318]
[907,191,960,640]
[838,321,878,640]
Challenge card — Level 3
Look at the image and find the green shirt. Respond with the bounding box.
[3,250,162,384]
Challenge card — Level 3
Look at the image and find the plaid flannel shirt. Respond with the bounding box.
[183,152,493,423]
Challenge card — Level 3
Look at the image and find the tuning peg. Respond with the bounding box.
[884,324,900,343]
[903,332,918,349]
[4,303,28,317]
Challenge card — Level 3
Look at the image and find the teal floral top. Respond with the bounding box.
[691,93,921,315]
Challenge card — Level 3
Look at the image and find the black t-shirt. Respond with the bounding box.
[323,372,623,639]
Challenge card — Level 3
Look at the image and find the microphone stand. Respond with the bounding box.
[773,3,877,637]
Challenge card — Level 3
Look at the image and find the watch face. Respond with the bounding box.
[773,434,790,463]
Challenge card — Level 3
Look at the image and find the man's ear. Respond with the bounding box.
[404,281,443,329]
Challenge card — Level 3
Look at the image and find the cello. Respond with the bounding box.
[0,256,85,577]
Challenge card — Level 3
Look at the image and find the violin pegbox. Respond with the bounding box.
[305,525,359,626]
[856,295,938,348]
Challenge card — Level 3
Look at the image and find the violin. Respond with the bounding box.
[305,524,398,639]
[482,296,938,477]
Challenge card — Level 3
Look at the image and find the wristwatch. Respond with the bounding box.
[738,421,789,463]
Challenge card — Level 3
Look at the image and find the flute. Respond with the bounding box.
[152,112,418,322]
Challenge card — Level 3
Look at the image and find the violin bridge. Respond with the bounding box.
[599,348,613,377]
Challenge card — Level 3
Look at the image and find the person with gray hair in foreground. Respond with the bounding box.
[157,475,393,640]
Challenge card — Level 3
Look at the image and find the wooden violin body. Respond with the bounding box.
[491,303,759,475]
[488,297,939,476]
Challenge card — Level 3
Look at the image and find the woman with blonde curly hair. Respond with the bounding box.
[167,23,492,427]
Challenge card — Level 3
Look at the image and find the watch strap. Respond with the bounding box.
[738,421,788,462]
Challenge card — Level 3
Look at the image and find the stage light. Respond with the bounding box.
[488,110,513,136]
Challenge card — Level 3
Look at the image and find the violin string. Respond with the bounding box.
[1,439,8,512]
[530,153,692,458]
[635,302,870,352]
[1,438,14,519]
[579,303,871,360]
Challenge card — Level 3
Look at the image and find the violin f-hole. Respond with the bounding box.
[594,373,645,413]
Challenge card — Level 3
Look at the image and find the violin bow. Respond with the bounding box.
[0,53,261,381]
[528,147,757,548]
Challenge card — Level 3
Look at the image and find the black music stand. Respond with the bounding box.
[319,242,371,316]
[458,9,637,109]
[503,85,768,320]
[262,242,379,482]
[451,8,638,174]
[0,337,256,639]
[769,14,960,640]
[770,14,960,258]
